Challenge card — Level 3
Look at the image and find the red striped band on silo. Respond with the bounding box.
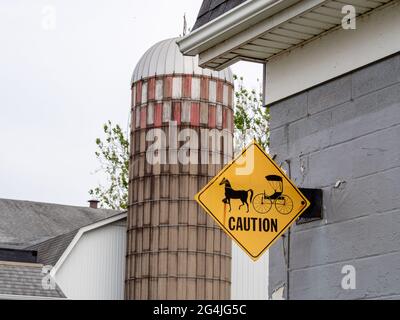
[131,75,234,131]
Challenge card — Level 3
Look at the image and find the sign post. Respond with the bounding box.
[195,141,310,260]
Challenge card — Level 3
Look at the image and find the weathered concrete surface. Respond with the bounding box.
[268,53,400,300]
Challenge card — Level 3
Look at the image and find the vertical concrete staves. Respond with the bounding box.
[126,39,235,300]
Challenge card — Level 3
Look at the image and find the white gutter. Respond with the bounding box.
[177,0,300,56]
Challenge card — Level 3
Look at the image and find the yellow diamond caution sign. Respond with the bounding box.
[195,141,310,260]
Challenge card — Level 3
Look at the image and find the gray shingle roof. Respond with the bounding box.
[192,0,248,30]
[26,230,78,266]
[25,218,126,267]
[0,198,122,248]
[26,215,127,267]
[0,262,65,299]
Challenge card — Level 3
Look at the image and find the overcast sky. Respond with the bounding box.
[0,0,262,207]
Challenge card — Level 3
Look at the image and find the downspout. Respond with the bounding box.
[286,160,292,300]
[262,63,267,105]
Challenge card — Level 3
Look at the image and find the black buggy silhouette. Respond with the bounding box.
[252,175,293,215]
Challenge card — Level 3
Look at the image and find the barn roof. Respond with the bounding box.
[26,214,126,267]
[0,261,66,299]
[0,198,122,248]
[26,230,79,267]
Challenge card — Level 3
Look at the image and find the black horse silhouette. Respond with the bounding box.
[219,178,253,213]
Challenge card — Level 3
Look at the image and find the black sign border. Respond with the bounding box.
[196,141,310,260]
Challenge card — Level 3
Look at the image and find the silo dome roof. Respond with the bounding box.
[131,38,233,84]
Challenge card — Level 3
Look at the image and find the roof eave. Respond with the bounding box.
[177,0,287,56]
[179,0,396,70]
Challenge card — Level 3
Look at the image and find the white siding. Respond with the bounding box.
[266,2,400,104]
[231,242,269,300]
[55,223,126,300]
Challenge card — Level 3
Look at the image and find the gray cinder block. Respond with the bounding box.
[352,54,400,98]
[268,53,400,300]
[308,75,352,115]
[269,93,308,130]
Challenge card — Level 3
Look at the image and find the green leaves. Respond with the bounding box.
[89,121,129,210]
[233,75,270,153]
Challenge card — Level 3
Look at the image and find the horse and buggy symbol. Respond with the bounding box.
[252,175,294,215]
[220,175,294,215]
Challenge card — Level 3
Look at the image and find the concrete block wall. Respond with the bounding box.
[268,53,400,300]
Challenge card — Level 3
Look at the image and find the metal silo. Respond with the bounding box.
[126,38,234,300]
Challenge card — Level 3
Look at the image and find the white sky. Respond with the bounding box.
[0,0,262,207]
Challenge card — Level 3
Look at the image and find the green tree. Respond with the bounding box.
[89,120,129,210]
[90,77,269,209]
[233,75,270,152]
